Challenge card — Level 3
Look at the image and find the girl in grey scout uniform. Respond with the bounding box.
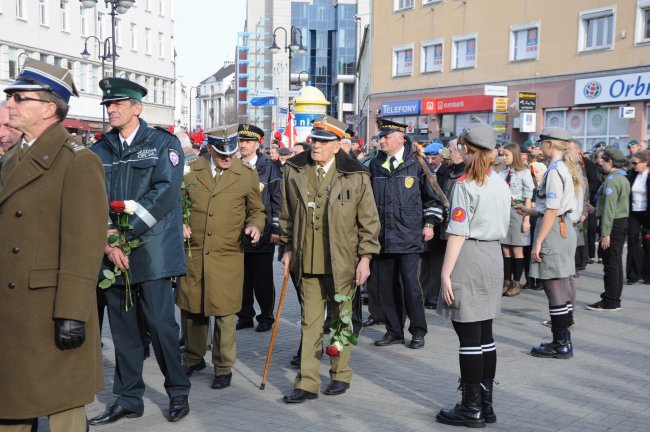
[499,143,534,297]
[516,127,583,360]
[436,123,510,429]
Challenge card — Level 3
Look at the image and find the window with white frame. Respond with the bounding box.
[510,23,539,61]
[60,1,69,31]
[579,7,615,51]
[39,0,48,26]
[159,0,165,16]
[97,12,105,39]
[16,0,26,20]
[158,32,165,58]
[80,5,89,36]
[421,39,443,73]
[635,0,650,44]
[130,22,137,50]
[393,44,413,76]
[114,18,121,46]
[145,0,152,12]
[393,0,414,11]
[145,27,151,55]
[452,34,477,69]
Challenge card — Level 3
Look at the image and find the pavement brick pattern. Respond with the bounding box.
[40,261,650,431]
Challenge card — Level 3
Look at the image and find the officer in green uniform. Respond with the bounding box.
[588,147,630,311]
[280,115,380,403]
[176,125,265,390]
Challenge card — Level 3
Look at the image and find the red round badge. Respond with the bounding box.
[451,207,466,222]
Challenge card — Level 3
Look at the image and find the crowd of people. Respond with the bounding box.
[0,59,647,431]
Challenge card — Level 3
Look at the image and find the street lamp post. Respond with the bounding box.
[188,86,199,133]
[81,36,115,132]
[298,70,309,87]
[79,0,135,77]
[268,26,307,91]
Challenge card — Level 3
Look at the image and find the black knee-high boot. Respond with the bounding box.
[436,381,486,428]
[481,379,496,424]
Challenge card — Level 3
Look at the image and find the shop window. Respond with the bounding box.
[394,0,414,11]
[510,23,539,61]
[634,0,650,44]
[393,44,413,77]
[547,107,629,152]
[544,110,566,129]
[452,34,477,70]
[578,7,615,52]
[421,39,443,73]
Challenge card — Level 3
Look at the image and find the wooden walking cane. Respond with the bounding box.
[260,265,290,390]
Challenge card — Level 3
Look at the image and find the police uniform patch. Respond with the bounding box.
[404,177,414,188]
[259,182,265,192]
[169,149,180,166]
[604,187,613,195]
[451,207,467,222]
[547,192,557,199]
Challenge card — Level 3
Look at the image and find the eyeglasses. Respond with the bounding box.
[6,93,51,104]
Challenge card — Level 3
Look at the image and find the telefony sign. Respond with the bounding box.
[575,72,650,104]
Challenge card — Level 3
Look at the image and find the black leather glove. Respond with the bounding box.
[54,319,86,350]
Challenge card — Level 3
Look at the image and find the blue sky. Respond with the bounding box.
[174,0,246,84]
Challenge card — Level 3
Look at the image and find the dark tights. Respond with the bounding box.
[452,319,496,384]
[543,278,571,329]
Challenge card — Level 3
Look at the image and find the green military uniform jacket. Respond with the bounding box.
[280,150,381,288]
[177,156,265,317]
[596,170,630,236]
[0,123,107,419]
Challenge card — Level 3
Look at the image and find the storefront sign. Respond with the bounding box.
[575,72,650,104]
[520,112,537,132]
[619,106,636,118]
[421,95,494,114]
[484,85,508,97]
[518,92,537,111]
[493,97,508,113]
[381,100,421,116]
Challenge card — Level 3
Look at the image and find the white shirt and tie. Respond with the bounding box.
[119,126,139,151]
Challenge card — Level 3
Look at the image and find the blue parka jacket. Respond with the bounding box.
[369,141,444,254]
[243,152,282,253]
[91,118,186,284]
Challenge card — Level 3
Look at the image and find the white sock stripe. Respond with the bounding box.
[482,346,497,352]
[459,347,483,355]
[481,343,496,350]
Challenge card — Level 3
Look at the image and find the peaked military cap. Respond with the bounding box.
[309,115,347,141]
[461,124,498,150]
[99,77,147,105]
[537,127,572,142]
[377,118,406,137]
[5,58,79,103]
[206,124,239,155]
[238,123,264,141]
[344,125,355,139]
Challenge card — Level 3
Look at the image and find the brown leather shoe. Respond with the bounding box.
[505,281,521,297]
[502,280,511,296]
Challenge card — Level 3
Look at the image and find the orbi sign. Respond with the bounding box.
[575,72,650,104]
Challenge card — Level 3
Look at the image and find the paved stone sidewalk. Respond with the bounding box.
[41,260,649,431]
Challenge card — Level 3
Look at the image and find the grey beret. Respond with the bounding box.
[537,127,572,142]
[462,124,498,150]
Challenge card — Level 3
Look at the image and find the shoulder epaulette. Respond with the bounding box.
[241,160,255,171]
[64,140,87,153]
[187,158,200,166]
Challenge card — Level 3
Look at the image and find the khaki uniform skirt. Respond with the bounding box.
[502,207,531,246]
[437,240,503,323]
[529,215,577,280]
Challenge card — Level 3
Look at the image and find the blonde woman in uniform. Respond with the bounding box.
[516,127,582,359]
[436,123,510,428]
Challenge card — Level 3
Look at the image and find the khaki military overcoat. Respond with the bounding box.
[279,150,381,287]
[0,123,107,419]
[177,156,265,316]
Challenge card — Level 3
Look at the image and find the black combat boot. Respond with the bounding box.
[481,379,496,424]
[531,328,573,359]
[436,381,486,428]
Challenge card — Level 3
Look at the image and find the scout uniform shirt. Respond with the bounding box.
[446,171,510,240]
[534,157,576,217]
[596,170,630,236]
[498,167,534,203]
[303,158,336,274]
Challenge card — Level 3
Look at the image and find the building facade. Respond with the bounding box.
[196,62,236,130]
[0,0,176,135]
[368,0,650,151]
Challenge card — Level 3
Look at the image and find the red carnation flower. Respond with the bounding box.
[110,200,126,214]
[644,234,650,241]
[325,344,341,357]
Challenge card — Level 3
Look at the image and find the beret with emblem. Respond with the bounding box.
[536,127,572,142]
[99,77,147,105]
[5,58,79,103]
[206,124,239,155]
[377,118,406,137]
[238,123,264,141]
[309,115,347,142]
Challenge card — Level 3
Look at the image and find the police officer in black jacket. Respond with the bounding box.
[236,124,282,332]
[89,78,190,425]
[369,118,443,349]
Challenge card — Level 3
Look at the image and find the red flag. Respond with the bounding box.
[282,112,298,148]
